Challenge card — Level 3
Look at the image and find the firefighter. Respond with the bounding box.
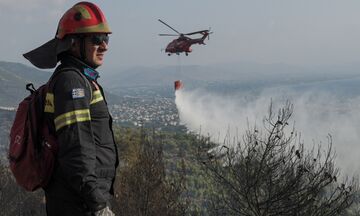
[23,2,118,216]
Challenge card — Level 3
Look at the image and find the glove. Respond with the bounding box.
[94,206,115,216]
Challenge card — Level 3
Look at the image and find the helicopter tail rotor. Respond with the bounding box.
[207,27,213,40]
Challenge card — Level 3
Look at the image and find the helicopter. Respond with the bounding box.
[158,19,212,56]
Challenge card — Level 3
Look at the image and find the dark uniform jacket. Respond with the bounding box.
[44,56,118,215]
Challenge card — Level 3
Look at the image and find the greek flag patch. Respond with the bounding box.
[72,88,85,99]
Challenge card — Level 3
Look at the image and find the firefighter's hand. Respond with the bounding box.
[94,206,115,216]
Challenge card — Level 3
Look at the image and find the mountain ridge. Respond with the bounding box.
[0,61,121,106]
[2,60,360,106]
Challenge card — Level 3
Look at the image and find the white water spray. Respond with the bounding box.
[175,87,360,176]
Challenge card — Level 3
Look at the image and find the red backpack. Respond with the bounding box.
[8,81,58,191]
[8,68,91,191]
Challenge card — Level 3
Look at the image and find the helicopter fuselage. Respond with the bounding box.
[165,33,208,56]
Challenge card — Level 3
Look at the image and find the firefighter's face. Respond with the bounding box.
[71,34,109,68]
[84,34,109,68]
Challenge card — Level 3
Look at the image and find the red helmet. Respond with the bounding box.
[24,2,112,69]
[56,1,111,39]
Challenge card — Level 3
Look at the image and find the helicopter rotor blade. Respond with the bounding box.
[158,19,181,35]
[185,30,210,36]
[159,34,179,36]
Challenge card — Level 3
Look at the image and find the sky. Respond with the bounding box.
[1,0,360,71]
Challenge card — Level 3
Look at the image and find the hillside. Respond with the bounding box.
[102,62,360,86]
[2,60,360,105]
[2,125,359,215]
[0,61,51,106]
[0,61,122,106]
[101,62,360,96]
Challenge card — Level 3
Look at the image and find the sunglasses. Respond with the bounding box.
[90,34,109,45]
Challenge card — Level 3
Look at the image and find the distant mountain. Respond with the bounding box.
[0,61,51,106]
[2,60,360,105]
[101,65,205,88]
[0,61,122,106]
[101,62,360,94]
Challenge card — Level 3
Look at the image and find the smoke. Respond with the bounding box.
[175,86,360,176]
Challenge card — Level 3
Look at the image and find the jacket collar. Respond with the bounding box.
[60,55,100,81]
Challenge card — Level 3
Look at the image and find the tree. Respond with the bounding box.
[197,102,358,216]
[0,162,45,216]
[113,127,187,216]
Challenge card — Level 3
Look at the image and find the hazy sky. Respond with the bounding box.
[1,0,360,71]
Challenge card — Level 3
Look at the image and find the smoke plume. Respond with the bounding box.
[175,87,360,176]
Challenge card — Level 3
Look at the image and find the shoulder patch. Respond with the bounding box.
[72,88,85,99]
